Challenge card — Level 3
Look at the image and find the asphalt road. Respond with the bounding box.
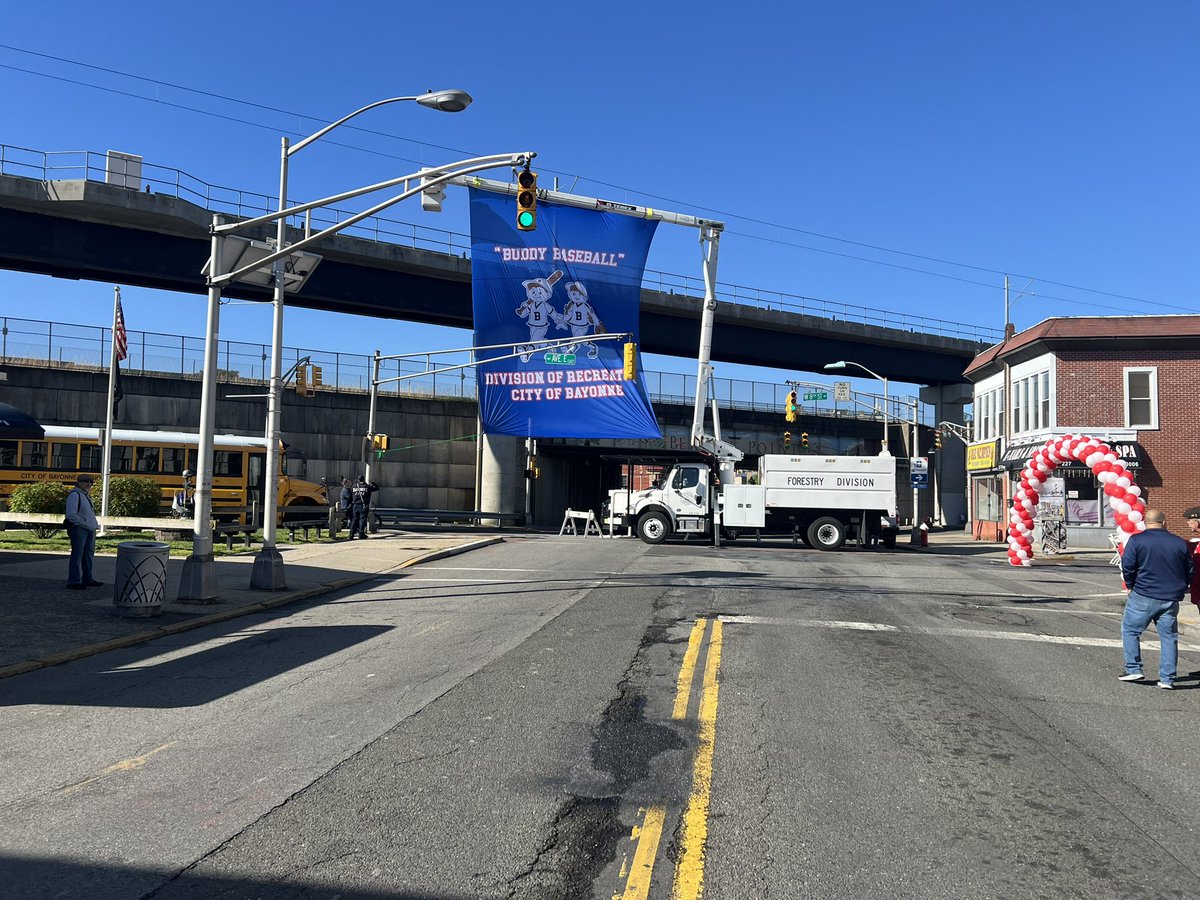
[2,535,1198,899]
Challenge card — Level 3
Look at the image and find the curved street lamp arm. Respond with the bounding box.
[289,96,420,156]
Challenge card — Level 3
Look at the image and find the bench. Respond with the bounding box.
[213,522,255,551]
[285,519,327,542]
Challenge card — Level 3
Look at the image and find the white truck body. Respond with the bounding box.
[607,454,898,549]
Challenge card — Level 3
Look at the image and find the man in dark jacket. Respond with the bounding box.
[1120,508,1193,688]
[346,475,379,540]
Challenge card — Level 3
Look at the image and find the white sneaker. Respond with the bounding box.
[1118,672,1145,682]
[1158,681,1174,690]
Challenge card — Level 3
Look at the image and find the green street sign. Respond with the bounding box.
[545,352,577,365]
[803,391,828,401]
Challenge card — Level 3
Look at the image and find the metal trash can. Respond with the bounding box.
[113,541,169,617]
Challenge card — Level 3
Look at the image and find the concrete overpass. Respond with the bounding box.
[0,165,995,387]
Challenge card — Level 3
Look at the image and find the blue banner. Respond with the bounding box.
[470,189,662,439]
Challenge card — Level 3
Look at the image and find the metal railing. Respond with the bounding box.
[0,143,1003,345]
[0,315,929,425]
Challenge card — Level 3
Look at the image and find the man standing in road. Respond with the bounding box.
[1119,507,1192,689]
[64,474,102,590]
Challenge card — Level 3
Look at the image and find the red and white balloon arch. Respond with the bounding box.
[1007,433,1144,567]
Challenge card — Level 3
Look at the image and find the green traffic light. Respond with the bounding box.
[517,210,535,228]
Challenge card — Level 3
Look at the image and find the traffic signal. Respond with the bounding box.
[516,169,537,231]
[311,365,323,389]
[801,432,810,449]
[785,390,798,422]
[623,342,637,380]
[783,431,792,450]
[294,364,307,395]
[934,428,943,451]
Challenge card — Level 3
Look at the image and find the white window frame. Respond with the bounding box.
[1124,366,1159,430]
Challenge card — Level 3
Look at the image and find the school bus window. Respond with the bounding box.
[80,444,102,471]
[162,448,186,474]
[51,443,78,469]
[112,445,134,473]
[0,441,17,466]
[135,446,160,472]
[214,450,243,477]
[21,441,48,468]
[187,449,197,472]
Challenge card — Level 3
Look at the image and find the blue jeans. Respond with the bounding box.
[66,524,96,586]
[1121,589,1179,683]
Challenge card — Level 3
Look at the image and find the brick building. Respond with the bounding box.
[963,315,1200,548]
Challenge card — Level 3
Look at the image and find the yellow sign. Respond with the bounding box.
[967,440,1000,471]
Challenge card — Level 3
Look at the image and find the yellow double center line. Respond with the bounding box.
[617,617,723,900]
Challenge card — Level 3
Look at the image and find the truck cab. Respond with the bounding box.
[606,463,712,544]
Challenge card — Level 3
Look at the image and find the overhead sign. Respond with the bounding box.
[833,381,851,402]
[469,190,662,439]
[803,391,828,402]
[911,456,929,488]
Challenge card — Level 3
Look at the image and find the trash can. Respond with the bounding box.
[113,541,169,617]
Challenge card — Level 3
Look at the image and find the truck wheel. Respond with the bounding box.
[807,517,846,551]
[723,528,741,542]
[637,512,670,544]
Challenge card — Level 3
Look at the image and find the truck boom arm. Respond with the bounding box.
[691,225,744,476]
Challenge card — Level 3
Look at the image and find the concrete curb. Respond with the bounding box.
[0,536,505,680]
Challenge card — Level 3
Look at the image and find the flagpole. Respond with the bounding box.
[99,286,121,536]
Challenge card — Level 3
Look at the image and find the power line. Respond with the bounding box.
[0,43,1189,315]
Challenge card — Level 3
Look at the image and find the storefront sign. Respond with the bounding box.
[966,440,1000,472]
[1002,440,1142,471]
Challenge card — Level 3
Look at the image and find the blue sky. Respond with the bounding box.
[1,1,1197,398]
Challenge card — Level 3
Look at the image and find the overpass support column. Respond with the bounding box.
[920,383,972,528]
[480,433,525,524]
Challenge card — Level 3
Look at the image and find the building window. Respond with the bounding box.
[1039,372,1051,427]
[1124,367,1158,429]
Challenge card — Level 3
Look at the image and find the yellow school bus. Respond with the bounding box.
[0,426,326,522]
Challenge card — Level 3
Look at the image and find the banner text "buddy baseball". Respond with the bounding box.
[492,245,625,268]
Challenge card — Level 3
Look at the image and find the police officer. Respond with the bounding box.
[347,475,378,539]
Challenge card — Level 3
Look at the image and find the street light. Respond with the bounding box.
[250,91,472,591]
[824,360,889,455]
[824,359,926,545]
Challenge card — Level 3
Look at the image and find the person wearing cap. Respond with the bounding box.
[1119,508,1192,688]
[64,474,102,590]
[1185,506,1200,608]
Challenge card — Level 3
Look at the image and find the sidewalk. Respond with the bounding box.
[0,530,505,678]
[912,527,1200,633]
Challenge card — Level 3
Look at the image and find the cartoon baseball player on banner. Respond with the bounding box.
[554,281,605,359]
[514,269,563,362]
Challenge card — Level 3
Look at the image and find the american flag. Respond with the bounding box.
[114,295,128,362]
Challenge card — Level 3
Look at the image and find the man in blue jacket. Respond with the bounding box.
[1120,508,1193,689]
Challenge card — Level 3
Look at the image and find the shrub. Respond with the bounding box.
[8,481,71,538]
[107,476,163,518]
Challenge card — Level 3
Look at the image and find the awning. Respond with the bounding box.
[1001,439,1143,471]
[0,403,44,440]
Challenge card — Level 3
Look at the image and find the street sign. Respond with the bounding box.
[833,381,851,402]
[803,391,828,402]
[911,456,929,489]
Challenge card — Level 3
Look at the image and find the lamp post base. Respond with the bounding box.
[177,553,220,604]
[249,547,287,590]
